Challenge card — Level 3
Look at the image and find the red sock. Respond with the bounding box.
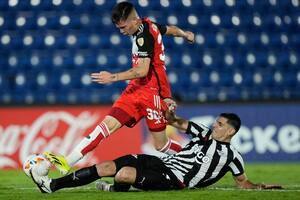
[80,122,110,155]
[159,139,182,155]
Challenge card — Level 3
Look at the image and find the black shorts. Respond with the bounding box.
[114,154,183,191]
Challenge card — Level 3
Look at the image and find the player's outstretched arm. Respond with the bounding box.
[90,57,151,84]
[165,109,189,132]
[233,173,283,190]
[165,25,195,43]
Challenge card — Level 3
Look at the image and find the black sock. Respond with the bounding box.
[113,182,131,192]
[50,165,100,192]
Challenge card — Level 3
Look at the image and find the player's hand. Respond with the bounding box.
[165,108,177,124]
[185,31,195,43]
[164,98,177,124]
[259,184,283,190]
[90,71,117,84]
[163,98,177,112]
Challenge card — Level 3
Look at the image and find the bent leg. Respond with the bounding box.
[46,95,137,174]
[50,160,119,192]
[132,155,181,191]
[112,157,176,191]
[96,154,140,192]
[66,115,122,166]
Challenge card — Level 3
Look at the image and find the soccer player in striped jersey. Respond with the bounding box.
[30,111,281,193]
[43,1,195,174]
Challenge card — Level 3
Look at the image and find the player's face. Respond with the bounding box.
[116,19,136,36]
[211,117,234,141]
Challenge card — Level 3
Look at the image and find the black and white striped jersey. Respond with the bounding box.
[161,121,245,188]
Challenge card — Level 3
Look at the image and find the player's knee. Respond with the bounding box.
[96,161,116,177]
[103,116,122,133]
[115,167,136,184]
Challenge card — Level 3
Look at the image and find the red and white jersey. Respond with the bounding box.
[128,17,171,99]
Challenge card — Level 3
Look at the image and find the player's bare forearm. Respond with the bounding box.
[234,174,283,190]
[173,117,189,132]
[165,25,195,43]
[114,57,150,81]
[90,58,150,84]
[237,181,283,190]
[236,179,263,189]
[114,66,146,81]
[166,110,189,131]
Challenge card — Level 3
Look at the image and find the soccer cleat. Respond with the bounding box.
[29,169,52,193]
[95,180,114,192]
[43,152,71,175]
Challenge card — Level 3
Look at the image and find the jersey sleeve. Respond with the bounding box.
[185,121,212,141]
[154,22,167,35]
[135,24,154,58]
[228,152,245,176]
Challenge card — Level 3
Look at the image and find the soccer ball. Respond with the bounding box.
[23,154,51,177]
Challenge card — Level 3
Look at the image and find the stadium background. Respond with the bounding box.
[0,0,299,184]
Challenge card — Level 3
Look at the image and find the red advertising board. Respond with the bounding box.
[0,106,142,169]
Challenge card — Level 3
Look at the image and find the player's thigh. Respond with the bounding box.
[134,155,175,190]
[113,154,138,171]
[110,92,143,127]
[102,115,122,133]
[137,169,174,190]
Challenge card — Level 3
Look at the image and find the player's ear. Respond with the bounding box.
[227,127,236,137]
[132,18,139,25]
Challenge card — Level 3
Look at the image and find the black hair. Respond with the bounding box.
[220,113,241,133]
[111,1,135,24]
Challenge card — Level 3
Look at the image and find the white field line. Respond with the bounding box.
[8,186,300,192]
[6,186,95,190]
[207,187,300,192]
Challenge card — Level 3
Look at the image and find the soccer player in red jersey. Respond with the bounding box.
[44,1,195,174]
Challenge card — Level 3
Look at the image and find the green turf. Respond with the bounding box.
[0,163,299,200]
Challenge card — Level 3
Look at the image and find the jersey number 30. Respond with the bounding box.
[146,108,160,121]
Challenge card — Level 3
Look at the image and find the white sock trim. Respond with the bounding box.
[66,151,84,167]
[99,122,110,138]
[158,139,171,153]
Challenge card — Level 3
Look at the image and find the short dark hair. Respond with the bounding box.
[111,1,134,24]
[220,113,241,133]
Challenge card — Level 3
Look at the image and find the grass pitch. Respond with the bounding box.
[0,163,299,200]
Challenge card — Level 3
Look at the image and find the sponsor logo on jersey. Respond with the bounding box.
[195,152,210,164]
[138,51,148,57]
[137,37,144,46]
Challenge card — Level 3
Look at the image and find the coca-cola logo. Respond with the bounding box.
[0,111,100,168]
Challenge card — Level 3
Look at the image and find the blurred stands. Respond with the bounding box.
[0,0,299,104]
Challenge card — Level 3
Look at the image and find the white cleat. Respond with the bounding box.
[29,169,52,193]
[95,180,114,192]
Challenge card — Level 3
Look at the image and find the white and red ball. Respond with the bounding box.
[23,154,51,177]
